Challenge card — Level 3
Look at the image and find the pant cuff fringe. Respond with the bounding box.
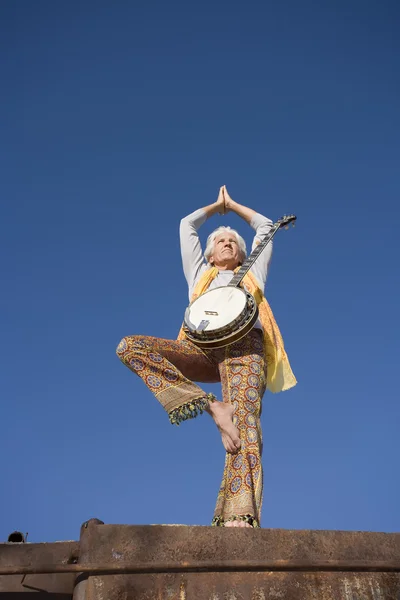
[168,393,216,425]
[211,514,260,528]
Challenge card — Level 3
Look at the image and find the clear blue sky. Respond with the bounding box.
[1,0,399,543]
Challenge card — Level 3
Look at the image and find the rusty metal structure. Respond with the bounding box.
[1,519,400,598]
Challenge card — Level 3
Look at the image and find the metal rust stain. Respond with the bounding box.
[80,572,400,600]
[251,589,267,600]
[180,579,187,600]
[263,587,282,598]
[342,577,388,600]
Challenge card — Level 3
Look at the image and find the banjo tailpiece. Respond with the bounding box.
[196,320,210,332]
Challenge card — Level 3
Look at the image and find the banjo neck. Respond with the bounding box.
[227,223,281,288]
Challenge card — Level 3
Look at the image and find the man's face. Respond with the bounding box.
[210,232,241,270]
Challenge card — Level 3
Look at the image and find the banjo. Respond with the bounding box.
[183,214,296,348]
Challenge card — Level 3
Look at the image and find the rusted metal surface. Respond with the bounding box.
[1,523,400,598]
[85,572,400,600]
[76,524,400,599]
[79,524,400,566]
[1,557,400,576]
[0,539,78,596]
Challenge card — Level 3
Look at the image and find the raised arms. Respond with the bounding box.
[180,186,273,295]
[179,187,226,295]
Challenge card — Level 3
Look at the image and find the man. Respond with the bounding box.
[116,186,296,528]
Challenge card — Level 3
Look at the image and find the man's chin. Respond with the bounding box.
[216,261,239,271]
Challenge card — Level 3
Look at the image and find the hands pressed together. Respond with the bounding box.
[216,185,234,215]
[201,185,256,224]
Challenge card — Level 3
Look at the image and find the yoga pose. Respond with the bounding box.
[116,186,296,528]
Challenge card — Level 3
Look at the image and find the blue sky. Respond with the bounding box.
[1,0,399,543]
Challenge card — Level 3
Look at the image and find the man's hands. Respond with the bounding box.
[222,185,234,214]
[202,185,256,223]
[216,186,225,215]
[222,185,257,224]
[201,186,226,218]
[215,185,234,215]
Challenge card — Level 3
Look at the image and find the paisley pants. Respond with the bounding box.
[116,329,266,527]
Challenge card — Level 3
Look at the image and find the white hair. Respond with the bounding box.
[204,226,247,265]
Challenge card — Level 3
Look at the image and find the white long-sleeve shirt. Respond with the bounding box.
[180,209,273,304]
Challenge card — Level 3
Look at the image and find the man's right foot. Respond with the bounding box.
[224,520,252,528]
[207,399,241,454]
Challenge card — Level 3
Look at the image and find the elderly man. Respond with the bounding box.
[116,186,296,528]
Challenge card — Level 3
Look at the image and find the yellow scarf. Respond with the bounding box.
[178,268,297,393]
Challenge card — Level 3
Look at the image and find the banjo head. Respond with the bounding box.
[184,286,258,348]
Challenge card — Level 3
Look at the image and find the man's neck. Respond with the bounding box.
[213,262,239,271]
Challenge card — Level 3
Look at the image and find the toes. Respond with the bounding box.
[224,519,254,528]
[231,437,241,453]
[229,441,239,454]
[231,427,241,448]
[222,435,235,454]
[228,427,241,448]
[222,432,239,454]
[225,519,253,528]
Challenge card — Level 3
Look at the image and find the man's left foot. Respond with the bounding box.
[206,399,241,454]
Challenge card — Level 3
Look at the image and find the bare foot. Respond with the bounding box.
[207,400,241,454]
[225,520,252,528]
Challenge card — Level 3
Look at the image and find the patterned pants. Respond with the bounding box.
[116,330,266,527]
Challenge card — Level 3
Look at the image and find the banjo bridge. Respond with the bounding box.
[204,310,219,316]
[196,319,210,332]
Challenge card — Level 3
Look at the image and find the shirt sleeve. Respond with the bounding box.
[249,212,274,292]
[180,209,208,297]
